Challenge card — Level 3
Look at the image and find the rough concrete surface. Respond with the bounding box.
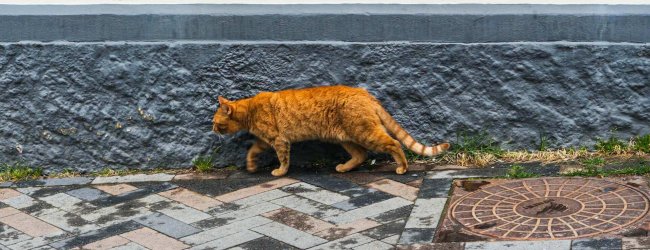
[1,5,650,43]
[0,42,648,171]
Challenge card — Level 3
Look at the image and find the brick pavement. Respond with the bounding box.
[0,166,647,250]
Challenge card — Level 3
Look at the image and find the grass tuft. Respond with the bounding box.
[506,165,539,179]
[582,157,605,167]
[595,135,627,154]
[539,133,550,151]
[633,134,650,153]
[442,131,504,167]
[193,156,214,173]
[0,162,43,182]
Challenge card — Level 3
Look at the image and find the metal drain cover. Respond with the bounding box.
[450,178,650,240]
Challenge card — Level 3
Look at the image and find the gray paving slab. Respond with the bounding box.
[133,212,201,238]
[466,240,572,250]
[571,238,622,250]
[92,173,174,184]
[404,198,446,229]
[251,221,328,249]
[41,177,93,186]
[398,228,436,244]
[66,187,110,201]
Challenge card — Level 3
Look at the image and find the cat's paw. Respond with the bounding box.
[395,167,407,175]
[246,164,258,173]
[271,168,288,177]
[335,164,350,173]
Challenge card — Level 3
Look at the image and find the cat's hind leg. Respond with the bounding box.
[357,126,409,175]
[336,142,367,173]
[246,139,270,173]
[271,138,291,177]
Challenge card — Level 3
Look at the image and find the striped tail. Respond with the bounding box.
[376,107,450,156]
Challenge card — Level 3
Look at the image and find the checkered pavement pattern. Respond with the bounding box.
[0,171,451,250]
[0,169,646,249]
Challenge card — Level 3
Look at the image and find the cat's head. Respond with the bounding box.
[213,96,244,134]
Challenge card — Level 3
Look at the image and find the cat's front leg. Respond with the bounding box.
[246,139,270,173]
[271,138,291,177]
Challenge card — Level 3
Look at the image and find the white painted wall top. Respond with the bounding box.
[0,0,648,4]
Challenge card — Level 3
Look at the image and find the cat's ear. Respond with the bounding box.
[218,96,230,105]
[218,96,233,116]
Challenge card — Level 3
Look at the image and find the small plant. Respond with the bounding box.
[193,156,214,173]
[539,133,549,151]
[0,162,43,182]
[443,131,504,166]
[224,165,239,171]
[92,167,138,177]
[606,164,650,176]
[582,157,605,167]
[633,134,650,153]
[50,168,81,178]
[595,135,627,154]
[506,165,539,179]
[405,148,425,162]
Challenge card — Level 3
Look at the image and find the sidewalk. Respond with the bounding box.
[0,165,646,249]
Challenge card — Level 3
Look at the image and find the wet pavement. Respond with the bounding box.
[0,164,648,250]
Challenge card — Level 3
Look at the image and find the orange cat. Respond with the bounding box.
[213,85,450,176]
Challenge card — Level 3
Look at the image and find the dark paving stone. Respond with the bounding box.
[27,185,80,198]
[331,172,385,185]
[133,212,200,238]
[66,187,110,201]
[331,189,394,211]
[12,179,47,188]
[369,204,414,224]
[418,179,452,198]
[41,177,93,186]
[50,220,142,248]
[192,217,232,229]
[206,203,244,216]
[90,182,176,207]
[623,237,650,250]
[399,228,436,244]
[383,172,427,184]
[361,219,406,240]
[516,163,561,176]
[173,178,273,197]
[572,238,623,250]
[234,236,300,250]
[397,242,465,250]
[0,182,12,187]
[19,200,56,214]
[293,174,358,192]
[339,187,379,198]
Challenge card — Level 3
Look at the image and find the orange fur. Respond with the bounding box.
[213,85,450,176]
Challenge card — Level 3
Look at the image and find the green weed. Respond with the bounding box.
[595,135,627,154]
[0,162,43,182]
[633,134,650,153]
[539,133,549,151]
[506,165,539,179]
[443,131,504,166]
[451,131,504,156]
[582,157,605,166]
[564,162,650,177]
[192,156,214,173]
[224,165,239,171]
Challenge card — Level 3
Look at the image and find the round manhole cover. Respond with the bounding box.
[450,178,650,240]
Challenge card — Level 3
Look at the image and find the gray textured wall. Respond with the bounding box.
[1,4,650,42]
[1,42,648,172]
